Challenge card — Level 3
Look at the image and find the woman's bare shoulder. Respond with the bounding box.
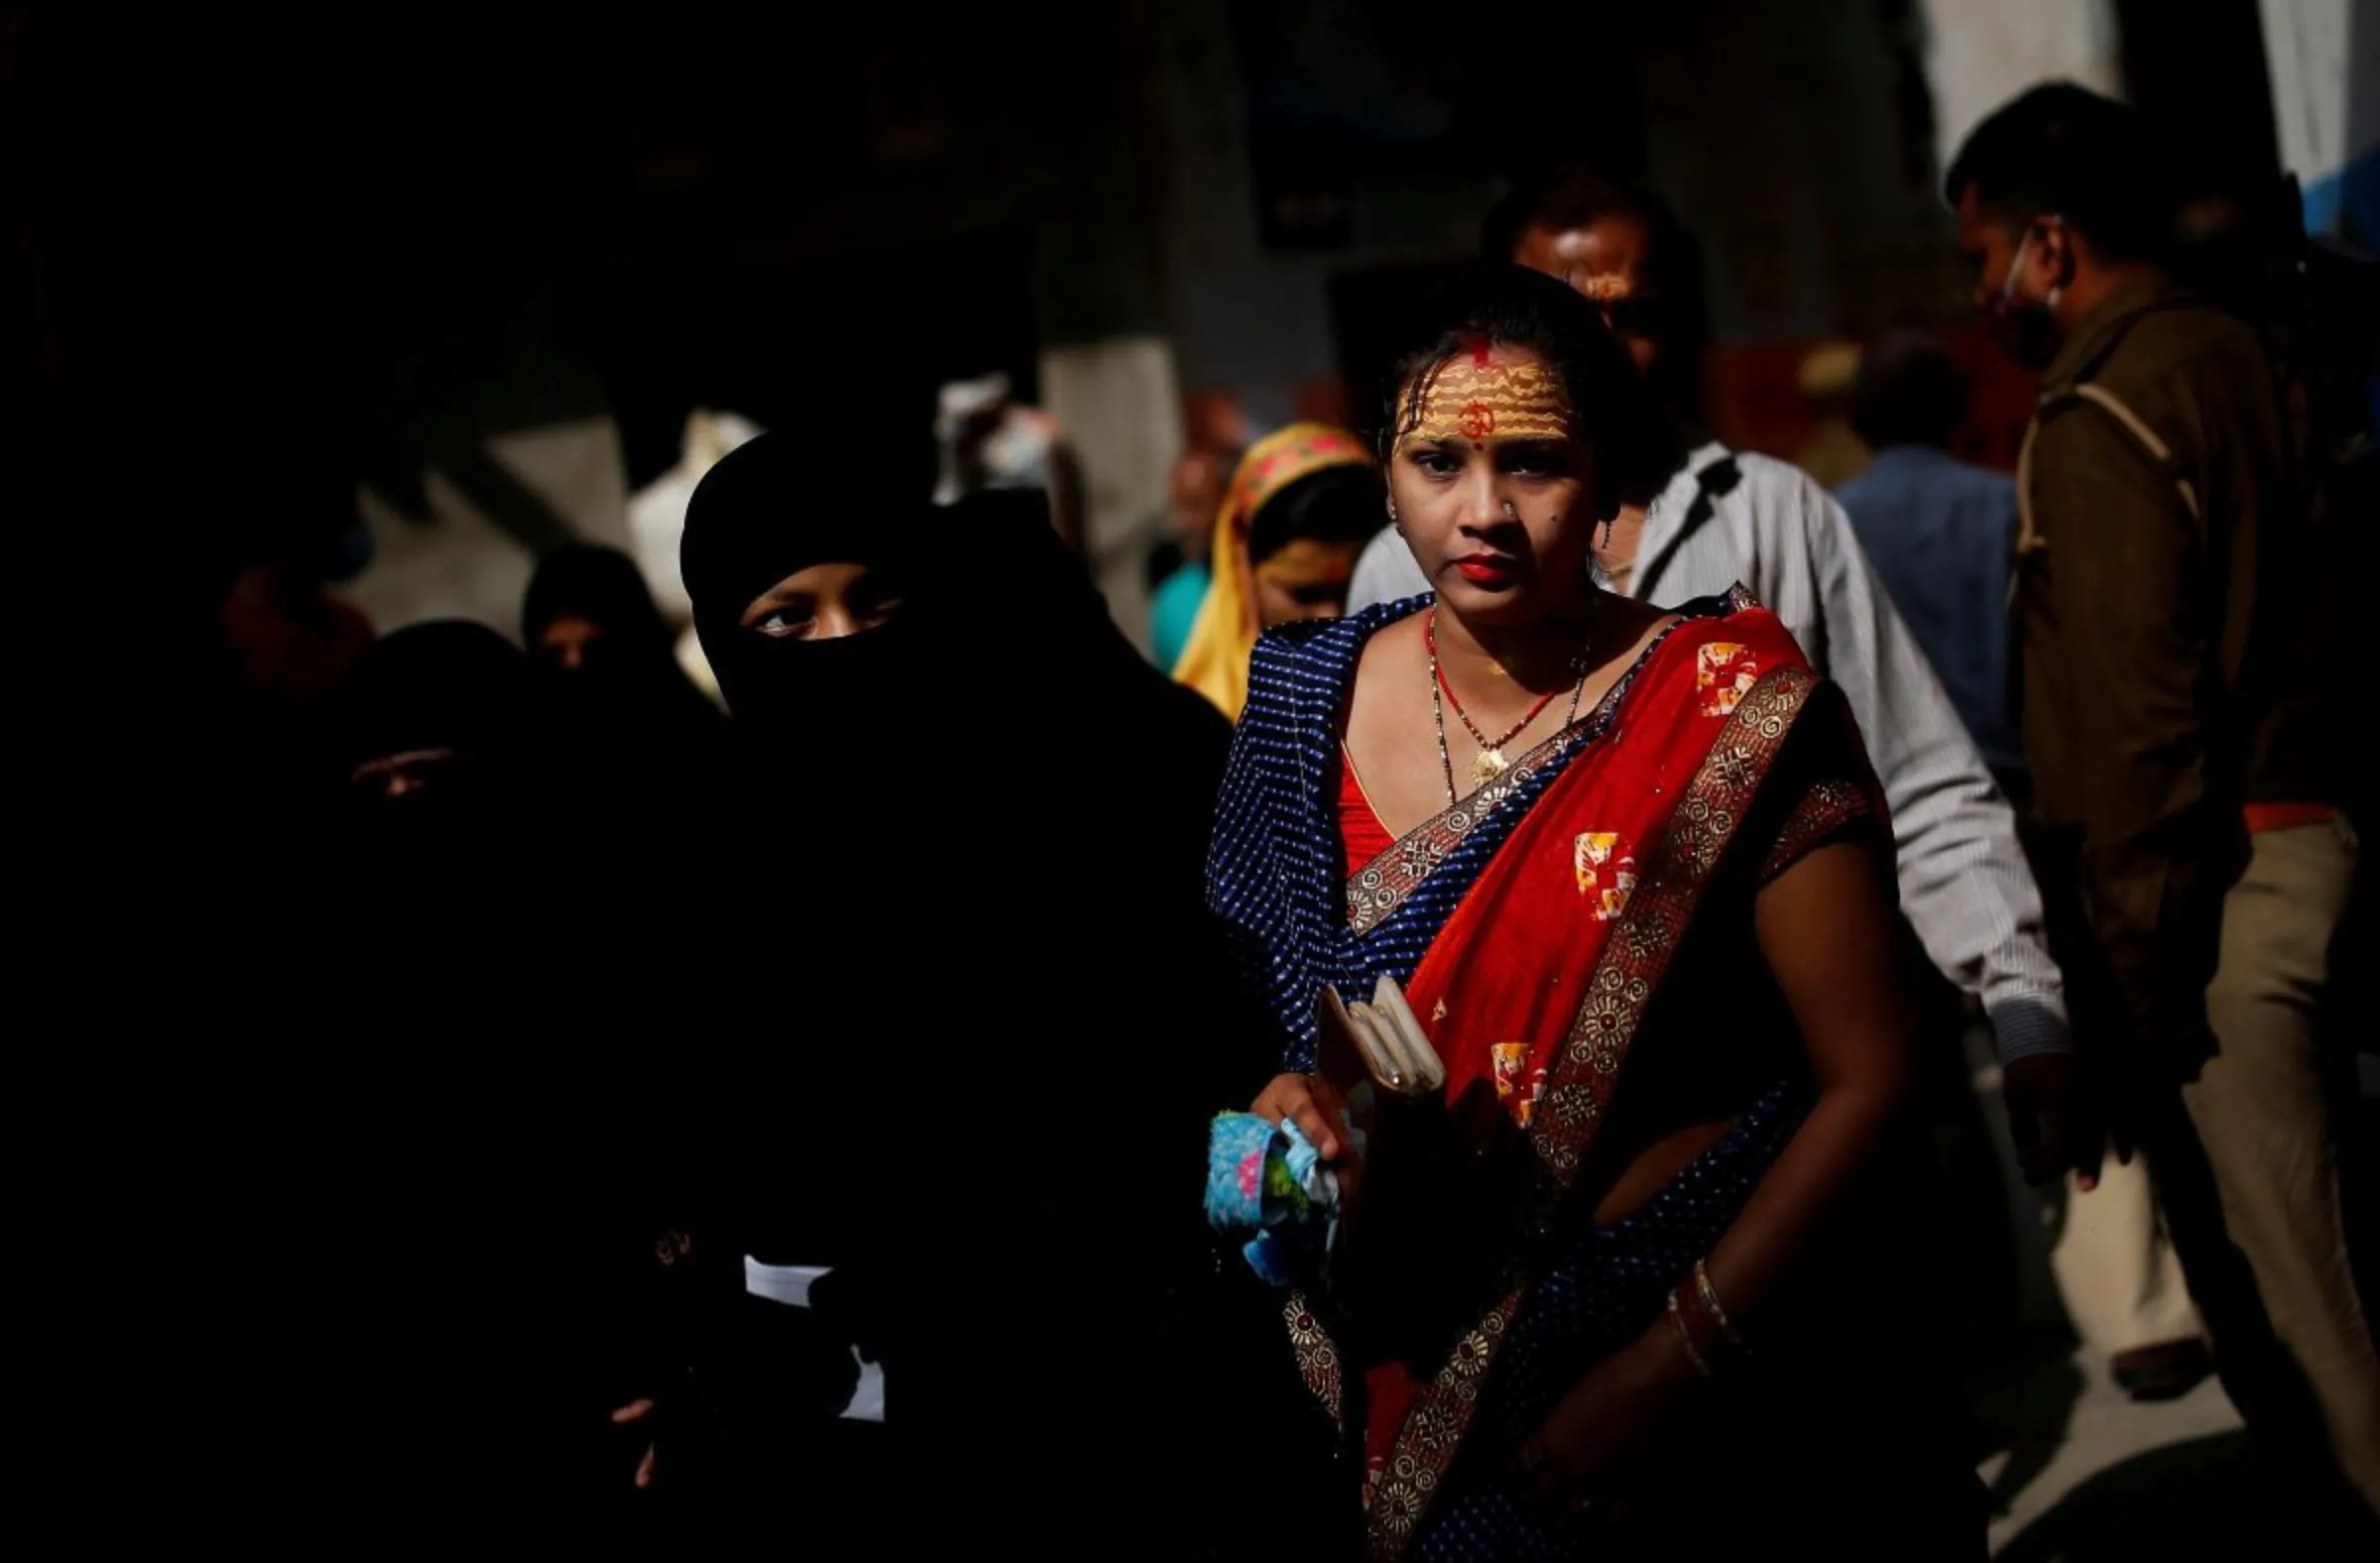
[1357,609,1425,668]
[1346,612,1425,729]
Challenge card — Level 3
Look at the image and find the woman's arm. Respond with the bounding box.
[1522,833,1919,1500]
[1697,835,1921,1328]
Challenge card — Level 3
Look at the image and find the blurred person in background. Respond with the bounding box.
[1836,329,2211,1400]
[1174,422,1383,720]
[1348,171,2086,1215]
[334,619,536,876]
[219,438,379,733]
[521,543,731,921]
[1953,82,2373,1520]
[2175,184,2378,1275]
[1792,338,1869,490]
[1147,446,1227,671]
[1833,331,2020,780]
[308,619,669,1553]
[638,411,1286,1556]
[211,479,382,917]
[220,516,376,725]
[931,370,1087,556]
[526,543,691,683]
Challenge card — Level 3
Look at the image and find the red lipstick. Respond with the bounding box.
[1454,554,1519,585]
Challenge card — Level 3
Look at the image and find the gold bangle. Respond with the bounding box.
[1694,1259,1746,1354]
[1666,1289,1713,1378]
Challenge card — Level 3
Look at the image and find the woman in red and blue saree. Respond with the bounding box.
[1209,266,1984,1560]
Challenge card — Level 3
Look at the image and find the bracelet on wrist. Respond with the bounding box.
[1665,1289,1713,1378]
[1693,1258,1748,1356]
[1663,1257,1750,1378]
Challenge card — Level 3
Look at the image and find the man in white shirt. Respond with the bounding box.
[1350,170,2087,1186]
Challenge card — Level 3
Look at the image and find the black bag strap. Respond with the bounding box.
[1634,447,1742,602]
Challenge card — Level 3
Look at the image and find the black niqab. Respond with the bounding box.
[681,432,1216,803]
[669,427,1310,1550]
[329,619,538,881]
[314,620,671,1549]
[680,427,941,750]
[525,543,672,652]
[518,544,729,903]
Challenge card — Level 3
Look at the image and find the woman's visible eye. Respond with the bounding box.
[1407,448,1460,478]
[752,607,817,640]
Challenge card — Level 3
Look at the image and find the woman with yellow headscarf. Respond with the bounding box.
[1171,422,1382,720]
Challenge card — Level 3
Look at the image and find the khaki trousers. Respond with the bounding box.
[2170,817,2378,1513]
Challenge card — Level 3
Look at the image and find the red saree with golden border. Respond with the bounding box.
[1249,592,1872,1559]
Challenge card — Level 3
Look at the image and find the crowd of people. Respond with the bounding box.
[185,81,2370,1557]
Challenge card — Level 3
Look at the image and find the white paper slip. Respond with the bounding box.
[742,1258,885,1424]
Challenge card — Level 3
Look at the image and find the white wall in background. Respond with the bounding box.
[1923,0,2125,177]
[349,416,629,640]
[1040,334,1185,654]
[2259,0,2378,234]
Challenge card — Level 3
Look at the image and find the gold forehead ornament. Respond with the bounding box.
[1397,351,1573,448]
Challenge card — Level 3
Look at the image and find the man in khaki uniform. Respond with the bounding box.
[1950,83,2373,1519]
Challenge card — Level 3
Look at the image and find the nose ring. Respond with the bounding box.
[1501,500,1519,522]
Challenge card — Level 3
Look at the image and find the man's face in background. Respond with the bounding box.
[1514,212,1666,380]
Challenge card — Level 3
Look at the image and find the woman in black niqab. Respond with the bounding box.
[311,620,673,1555]
[520,543,730,927]
[523,542,722,741]
[332,619,536,910]
[656,424,1297,1555]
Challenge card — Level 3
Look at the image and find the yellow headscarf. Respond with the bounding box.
[1171,422,1374,721]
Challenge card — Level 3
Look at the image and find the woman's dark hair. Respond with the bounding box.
[1247,464,1387,565]
[1372,264,1679,513]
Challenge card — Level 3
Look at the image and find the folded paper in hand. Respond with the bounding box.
[1319,973,1445,1098]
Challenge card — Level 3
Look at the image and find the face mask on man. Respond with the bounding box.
[1986,226,2066,371]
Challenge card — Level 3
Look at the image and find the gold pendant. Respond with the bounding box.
[1472,747,1509,783]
